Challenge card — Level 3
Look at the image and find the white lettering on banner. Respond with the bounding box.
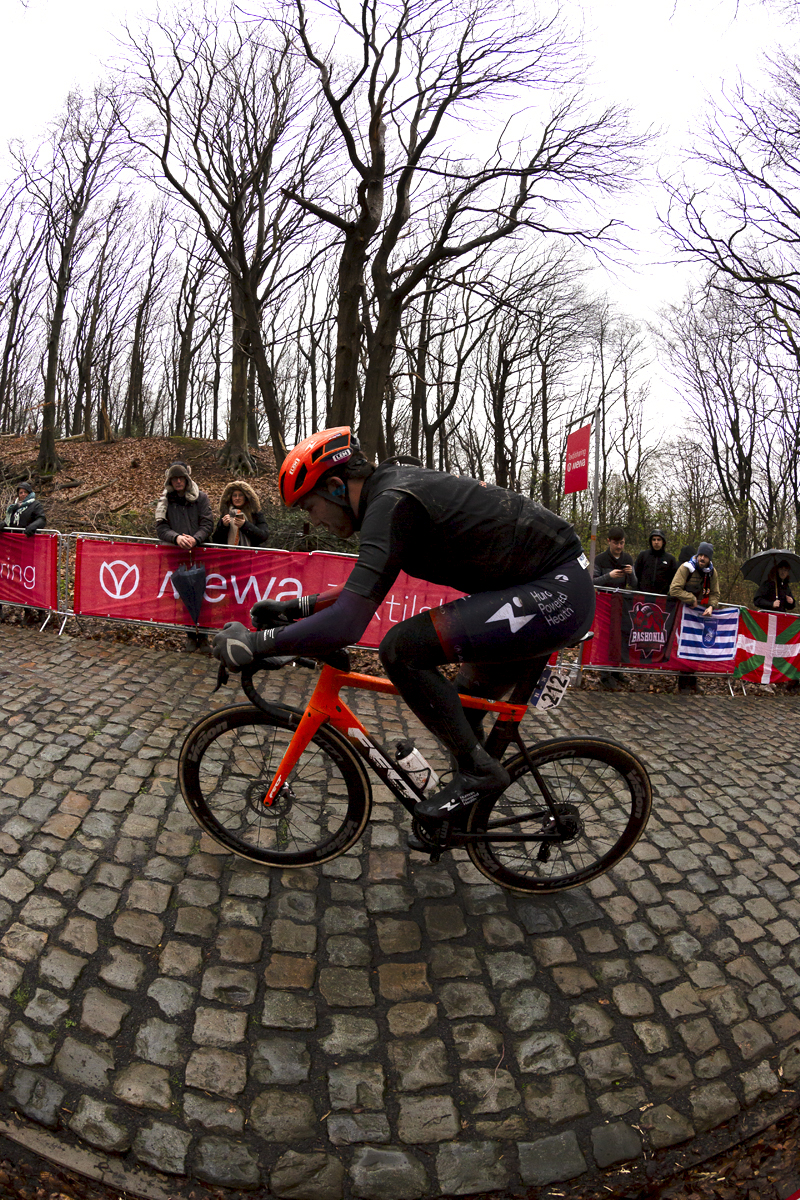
[158,570,180,600]
[276,578,302,602]
[231,575,274,605]
[205,573,227,603]
[0,561,35,590]
[230,575,303,604]
[100,560,140,600]
[157,569,303,607]
[382,594,438,625]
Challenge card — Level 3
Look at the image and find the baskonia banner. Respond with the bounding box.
[72,538,463,651]
[0,530,58,610]
[584,590,739,675]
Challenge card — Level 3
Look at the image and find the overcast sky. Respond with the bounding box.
[0,0,793,426]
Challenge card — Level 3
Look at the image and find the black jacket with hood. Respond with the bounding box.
[2,487,46,536]
[634,530,678,596]
[155,464,214,545]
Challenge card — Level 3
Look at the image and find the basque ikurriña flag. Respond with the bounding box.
[734,609,800,683]
[676,606,740,661]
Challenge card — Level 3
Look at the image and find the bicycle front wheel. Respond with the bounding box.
[466,737,651,894]
[179,704,371,867]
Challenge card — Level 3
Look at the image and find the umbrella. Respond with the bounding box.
[172,562,207,626]
[740,549,800,587]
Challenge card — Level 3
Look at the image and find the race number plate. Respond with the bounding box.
[531,666,572,711]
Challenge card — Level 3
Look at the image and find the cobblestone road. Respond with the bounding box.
[0,625,799,1198]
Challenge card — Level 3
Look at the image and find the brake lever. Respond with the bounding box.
[213,661,230,692]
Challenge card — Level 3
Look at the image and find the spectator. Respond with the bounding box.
[753,561,796,613]
[634,528,678,595]
[0,481,47,625]
[669,540,720,694]
[211,481,270,547]
[593,528,638,590]
[155,462,214,652]
[593,527,637,691]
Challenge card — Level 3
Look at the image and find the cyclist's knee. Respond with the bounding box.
[379,611,441,672]
[379,623,407,670]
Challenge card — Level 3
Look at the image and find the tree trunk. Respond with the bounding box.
[219,279,254,475]
[37,246,71,474]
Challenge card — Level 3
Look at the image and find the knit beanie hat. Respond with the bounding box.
[165,462,192,484]
[16,481,34,495]
[697,541,713,558]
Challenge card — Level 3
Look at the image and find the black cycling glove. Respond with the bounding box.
[212,622,281,671]
[251,596,317,629]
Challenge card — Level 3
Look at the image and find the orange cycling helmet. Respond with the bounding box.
[279,427,360,507]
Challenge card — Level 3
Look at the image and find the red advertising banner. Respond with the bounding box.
[72,538,464,650]
[583,589,737,675]
[564,424,591,495]
[0,531,58,610]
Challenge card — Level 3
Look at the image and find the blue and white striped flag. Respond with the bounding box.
[677,606,740,661]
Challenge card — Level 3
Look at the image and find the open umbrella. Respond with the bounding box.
[740,549,800,587]
[172,562,207,626]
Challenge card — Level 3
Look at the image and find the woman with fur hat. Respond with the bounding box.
[211,481,269,548]
[155,462,214,651]
[155,462,214,550]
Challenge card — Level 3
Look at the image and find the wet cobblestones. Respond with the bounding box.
[0,627,800,1193]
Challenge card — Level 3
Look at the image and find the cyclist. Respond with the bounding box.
[212,427,595,824]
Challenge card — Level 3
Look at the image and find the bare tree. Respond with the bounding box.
[665,54,800,325]
[284,0,645,457]
[122,8,326,471]
[0,192,45,434]
[12,85,127,473]
[657,288,774,558]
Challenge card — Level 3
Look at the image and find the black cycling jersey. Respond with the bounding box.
[269,463,585,662]
[346,463,582,603]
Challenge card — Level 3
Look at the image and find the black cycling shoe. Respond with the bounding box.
[414,747,510,821]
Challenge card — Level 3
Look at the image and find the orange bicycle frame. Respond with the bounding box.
[261,663,529,811]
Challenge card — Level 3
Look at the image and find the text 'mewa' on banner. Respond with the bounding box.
[0,531,58,609]
[72,538,463,651]
[564,424,591,495]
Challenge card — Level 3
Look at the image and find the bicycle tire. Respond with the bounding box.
[179,703,371,867]
[466,737,651,894]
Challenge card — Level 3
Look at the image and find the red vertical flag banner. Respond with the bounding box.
[564,424,591,495]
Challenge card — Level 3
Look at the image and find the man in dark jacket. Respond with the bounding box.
[155,462,214,651]
[593,528,638,590]
[593,528,637,691]
[634,529,678,596]
[1,482,47,625]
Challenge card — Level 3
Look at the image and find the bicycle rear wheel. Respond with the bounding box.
[179,704,371,866]
[466,737,651,894]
